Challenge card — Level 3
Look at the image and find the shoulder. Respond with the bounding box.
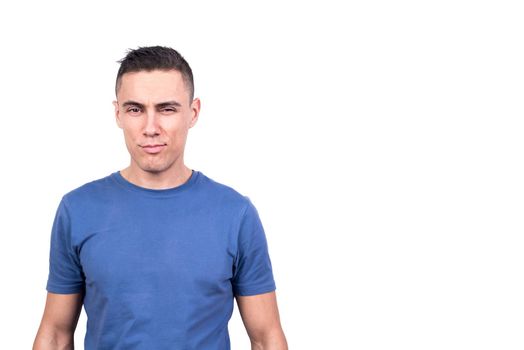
[60,172,116,209]
[196,171,254,212]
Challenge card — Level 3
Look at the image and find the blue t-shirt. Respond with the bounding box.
[46,169,276,349]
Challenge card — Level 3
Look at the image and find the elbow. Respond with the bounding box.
[250,327,288,350]
[33,328,74,350]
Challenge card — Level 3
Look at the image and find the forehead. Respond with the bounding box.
[117,70,189,102]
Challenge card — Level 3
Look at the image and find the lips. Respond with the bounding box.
[141,144,166,154]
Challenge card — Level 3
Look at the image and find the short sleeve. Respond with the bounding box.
[232,197,276,296]
[46,198,85,294]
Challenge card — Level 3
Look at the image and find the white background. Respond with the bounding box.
[1,1,523,349]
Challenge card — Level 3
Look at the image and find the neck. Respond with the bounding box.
[120,164,192,190]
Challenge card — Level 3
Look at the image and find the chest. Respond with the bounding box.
[76,210,237,296]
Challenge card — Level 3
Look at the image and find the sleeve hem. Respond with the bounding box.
[46,284,84,295]
[234,284,276,297]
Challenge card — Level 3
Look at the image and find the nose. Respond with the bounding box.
[143,110,160,136]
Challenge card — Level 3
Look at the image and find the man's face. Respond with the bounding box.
[113,70,200,175]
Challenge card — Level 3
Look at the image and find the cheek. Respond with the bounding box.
[122,129,134,141]
[170,129,189,145]
[121,123,140,138]
[121,128,140,149]
[164,122,188,137]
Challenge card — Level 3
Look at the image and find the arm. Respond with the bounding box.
[33,292,84,350]
[236,291,288,350]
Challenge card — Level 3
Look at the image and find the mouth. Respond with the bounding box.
[140,143,167,154]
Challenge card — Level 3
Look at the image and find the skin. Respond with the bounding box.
[33,293,83,350]
[34,69,287,349]
[237,291,288,349]
[114,69,200,189]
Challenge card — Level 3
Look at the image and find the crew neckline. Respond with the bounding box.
[110,169,200,197]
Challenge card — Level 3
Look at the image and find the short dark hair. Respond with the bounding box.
[115,46,194,101]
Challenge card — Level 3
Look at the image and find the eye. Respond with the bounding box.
[127,107,142,115]
[161,107,177,114]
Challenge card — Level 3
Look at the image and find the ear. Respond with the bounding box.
[113,100,123,129]
[189,98,201,129]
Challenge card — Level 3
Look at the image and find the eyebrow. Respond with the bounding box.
[156,101,182,108]
[122,100,182,108]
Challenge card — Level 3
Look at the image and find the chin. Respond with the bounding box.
[131,154,178,174]
[138,161,173,174]
[140,166,167,174]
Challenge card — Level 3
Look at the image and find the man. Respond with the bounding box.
[33,46,287,349]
